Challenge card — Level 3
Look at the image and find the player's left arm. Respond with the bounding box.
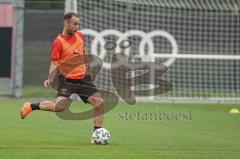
[78,31,93,79]
[83,47,92,78]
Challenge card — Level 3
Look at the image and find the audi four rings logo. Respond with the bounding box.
[80,29,178,68]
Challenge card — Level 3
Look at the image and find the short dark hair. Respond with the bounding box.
[64,12,79,20]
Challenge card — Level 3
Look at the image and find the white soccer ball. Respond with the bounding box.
[92,128,111,145]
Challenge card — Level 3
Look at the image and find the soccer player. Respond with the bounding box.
[21,12,104,143]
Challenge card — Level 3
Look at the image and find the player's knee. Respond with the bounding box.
[95,99,104,108]
[91,97,104,109]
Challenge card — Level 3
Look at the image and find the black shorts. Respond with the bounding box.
[57,75,98,103]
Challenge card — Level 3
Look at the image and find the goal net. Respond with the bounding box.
[72,0,240,103]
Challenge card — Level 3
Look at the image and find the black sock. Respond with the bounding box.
[30,103,40,110]
[94,126,102,131]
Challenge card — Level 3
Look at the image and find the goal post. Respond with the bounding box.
[65,0,77,14]
[66,0,240,103]
[0,0,24,98]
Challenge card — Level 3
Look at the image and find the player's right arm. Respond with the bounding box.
[44,61,59,87]
[44,38,62,88]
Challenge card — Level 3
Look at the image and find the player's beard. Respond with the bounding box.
[67,29,75,35]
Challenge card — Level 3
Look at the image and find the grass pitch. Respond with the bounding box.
[0,98,239,159]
